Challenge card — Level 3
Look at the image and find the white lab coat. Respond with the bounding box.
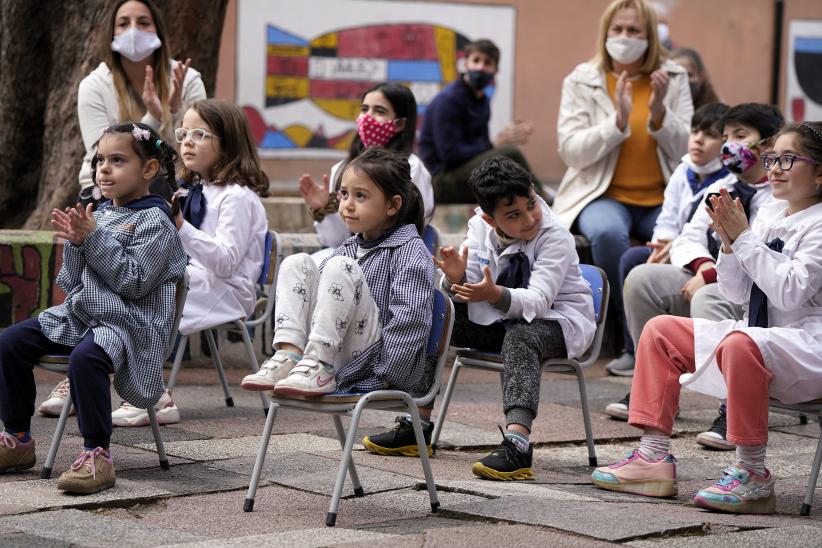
[680,200,822,404]
[652,163,736,242]
[315,153,435,249]
[177,183,268,335]
[457,197,596,359]
[670,178,773,268]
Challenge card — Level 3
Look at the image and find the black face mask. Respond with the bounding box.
[466,70,494,91]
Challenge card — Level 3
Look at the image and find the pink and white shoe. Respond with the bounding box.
[592,450,678,497]
[272,355,337,396]
[693,465,776,514]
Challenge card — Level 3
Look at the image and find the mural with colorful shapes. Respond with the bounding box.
[237,0,515,159]
[786,20,822,123]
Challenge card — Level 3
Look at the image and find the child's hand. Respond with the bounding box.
[52,203,96,245]
[706,189,747,249]
[433,246,468,285]
[299,173,331,210]
[681,271,707,301]
[646,239,672,264]
[450,266,502,304]
[648,69,669,129]
[614,71,633,131]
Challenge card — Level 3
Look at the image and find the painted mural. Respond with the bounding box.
[236,0,516,159]
[786,20,822,122]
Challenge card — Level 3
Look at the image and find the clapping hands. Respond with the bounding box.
[52,204,96,246]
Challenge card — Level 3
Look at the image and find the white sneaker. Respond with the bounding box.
[38,379,75,417]
[272,355,337,396]
[111,390,180,427]
[241,351,298,391]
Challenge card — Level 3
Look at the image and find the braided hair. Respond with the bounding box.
[90,122,180,215]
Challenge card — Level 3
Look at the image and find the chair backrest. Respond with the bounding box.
[577,264,609,368]
[415,285,455,407]
[165,270,191,361]
[422,224,440,256]
[258,231,281,286]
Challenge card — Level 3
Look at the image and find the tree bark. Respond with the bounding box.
[0,0,227,229]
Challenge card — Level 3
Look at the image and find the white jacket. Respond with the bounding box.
[315,153,435,248]
[77,61,206,189]
[453,198,596,359]
[681,200,822,404]
[653,163,736,242]
[552,60,693,229]
[670,178,773,268]
[177,183,268,335]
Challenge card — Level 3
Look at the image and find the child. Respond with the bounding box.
[592,121,822,514]
[0,122,187,494]
[605,103,783,449]
[375,156,595,479]
[606,102,733,378]
[241,148,434,395]
[43,99,271,427]
[298,83,434,262]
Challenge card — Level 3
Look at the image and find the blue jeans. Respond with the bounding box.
[576,197,661,314]
[618,245,653,353]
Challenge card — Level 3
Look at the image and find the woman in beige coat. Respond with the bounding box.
[552,0,693,319]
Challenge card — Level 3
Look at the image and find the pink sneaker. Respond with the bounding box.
[693,465,775,514]
[591,450,677,497]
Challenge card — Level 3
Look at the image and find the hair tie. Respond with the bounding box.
[801,123,822,144]
[155,139,163,149]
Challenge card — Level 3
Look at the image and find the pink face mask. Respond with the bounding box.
[356,114,398,147]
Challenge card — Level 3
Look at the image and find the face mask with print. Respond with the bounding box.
[605,36,649,64]
[466,70,494,91]
[111,27,161,62]
[356,113,398,148]
[681,152,724,175]
[720,140,760,174]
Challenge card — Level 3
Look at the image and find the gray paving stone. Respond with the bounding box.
[627,525,822,547]
[163,527,402,547]
[0,532,72,548]
[118,462,256,496]
[2,508,202,547]
[137,433,345,461]
[426,479,600,502]
[0,477,172,510]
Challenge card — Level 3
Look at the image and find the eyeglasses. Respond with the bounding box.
[174,128,221,144]
[761,153,819,171]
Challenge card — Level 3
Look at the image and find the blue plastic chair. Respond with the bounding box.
[422,224,440,255]
[243,286,455,526]
[431,264,609,467]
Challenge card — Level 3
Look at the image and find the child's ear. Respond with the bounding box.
[143,158,160,180]
[394,117,407,132]
[387,194,402,217]
[481,212,497,229]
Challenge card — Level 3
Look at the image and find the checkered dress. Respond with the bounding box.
[321,224,435,393]
[38,205,187,408]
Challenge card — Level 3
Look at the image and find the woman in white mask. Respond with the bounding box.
[74,0,206,201]
[552,0,692,343]
[39,0,206,421]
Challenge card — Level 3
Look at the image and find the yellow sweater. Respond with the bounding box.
[605,73,665,207]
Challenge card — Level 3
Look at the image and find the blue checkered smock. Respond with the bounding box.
[322,224,434,393]
[38,204,187,408]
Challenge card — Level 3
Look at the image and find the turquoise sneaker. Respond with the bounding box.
[693,465,775,514]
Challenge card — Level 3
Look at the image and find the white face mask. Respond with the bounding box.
[111,27,161,63]
[657,23,671,45]
[605,36,649,65]
[681,153,724,175]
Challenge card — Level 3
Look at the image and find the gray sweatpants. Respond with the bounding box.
[622,263,743,350]
[451,304,567,431]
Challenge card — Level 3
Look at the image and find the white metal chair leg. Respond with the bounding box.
[326,402,366,527]
[801,418,822,516]
[146,406,170,470]
[431,360,463,447]
[332,415,364,497]
[166,335,189,391]
[233,319,269,412]
[573,365,597,467]
[204,329,234,407]
[41,392,72,479]
[407,397,439,513]
[243,401,279,512]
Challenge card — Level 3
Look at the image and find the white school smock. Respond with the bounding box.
[652,163,736,242]
[315,153,435,248]
[177,182,268,335]
[680,200,822,404]
[77,61,206,189]
[670,178,773,268]
[458,197,596,359]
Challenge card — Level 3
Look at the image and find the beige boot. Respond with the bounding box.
[56,447,115,494]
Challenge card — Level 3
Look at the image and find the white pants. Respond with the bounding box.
[273,253,381,368]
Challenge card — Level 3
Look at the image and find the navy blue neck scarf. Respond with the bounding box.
[356,225,400,250]
[748,238,784,328]
[98,194,172,219]
[181,182,207,229]
[496,252,531,289]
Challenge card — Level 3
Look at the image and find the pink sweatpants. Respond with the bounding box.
[628,316,773,446]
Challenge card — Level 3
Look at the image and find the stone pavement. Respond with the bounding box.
[3,358,822,547]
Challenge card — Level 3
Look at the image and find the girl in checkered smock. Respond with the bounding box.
[0,122,187,495]
[242,148,435,396]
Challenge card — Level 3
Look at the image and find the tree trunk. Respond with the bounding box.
[0,0,227,229]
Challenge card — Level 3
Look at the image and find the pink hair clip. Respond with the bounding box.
[132,124,151,142]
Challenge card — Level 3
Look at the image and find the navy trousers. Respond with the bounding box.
[0,318,114,449]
